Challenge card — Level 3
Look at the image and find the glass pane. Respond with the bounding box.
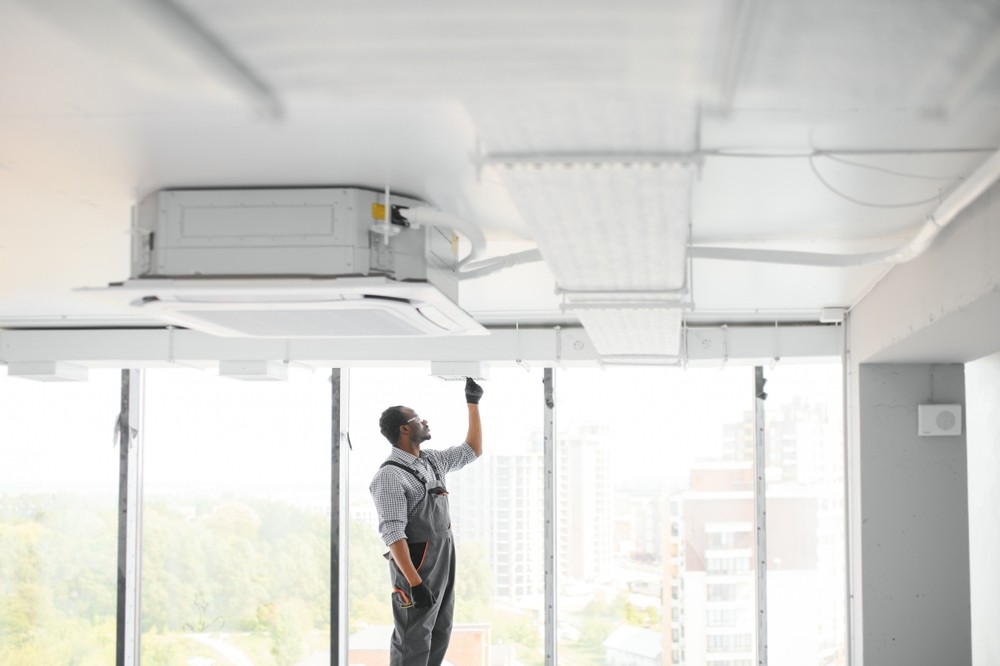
[0,370,121,666]
[555,366,757,666]
[348,367,544,666]
[140,367,332,666]
[764,363,847,665]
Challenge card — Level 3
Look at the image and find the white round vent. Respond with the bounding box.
[918,404,962,437]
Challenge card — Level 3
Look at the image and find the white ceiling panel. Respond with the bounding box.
[1,0,999,360]
[734,0,1000,110]
[177,1,716,96]
[468,98,699,155]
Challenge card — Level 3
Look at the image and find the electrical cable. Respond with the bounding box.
[822,153,961,180]
[808,156,946,209]
[694,146,1000,266]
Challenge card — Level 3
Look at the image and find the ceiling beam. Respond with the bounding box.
[0,324,840,369]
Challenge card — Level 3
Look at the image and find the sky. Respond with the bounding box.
[0,361,840,500]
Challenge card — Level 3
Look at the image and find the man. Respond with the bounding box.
[370,377,484,666]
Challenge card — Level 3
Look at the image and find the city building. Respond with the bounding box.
[449,451,546,600]
[665,395,846,666]
[558,425,613,583]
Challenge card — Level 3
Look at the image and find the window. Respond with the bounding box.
[555,367,756,666]
[347,368,544,666]
[763,363,847,666]
[706,633,752,652]
[1,358,846,666]
[140,368,332,665]
[707,608,738,627]
[0,370,121,665]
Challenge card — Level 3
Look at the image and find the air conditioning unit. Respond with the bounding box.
[86,188,487,338]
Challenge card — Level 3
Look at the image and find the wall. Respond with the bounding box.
[964,353,1000,666]
[846,167,1000,666]
[857,363,970,666]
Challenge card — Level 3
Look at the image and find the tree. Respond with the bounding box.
[268,599,311,666]
[348,519,393,630]
[624,600,660,628]
[575,590,626,656]
[454,541,492,622]
[492,608,543,666]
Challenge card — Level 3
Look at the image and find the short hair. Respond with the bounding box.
[379,405,409,445]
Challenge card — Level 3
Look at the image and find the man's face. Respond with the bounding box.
[403,409,431,444]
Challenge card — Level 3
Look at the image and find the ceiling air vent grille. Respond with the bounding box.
[80,277,486,338]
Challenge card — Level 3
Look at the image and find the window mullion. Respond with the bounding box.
[754,366,769,666]
[116,368,144,666]
[331,368,349,664]
[543,367,557,666]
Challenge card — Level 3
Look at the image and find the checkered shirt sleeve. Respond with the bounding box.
[369,442,476,547]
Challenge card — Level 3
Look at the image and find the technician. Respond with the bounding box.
[370,377,484,666]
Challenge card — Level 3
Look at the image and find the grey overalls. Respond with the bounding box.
[381,459,457,666]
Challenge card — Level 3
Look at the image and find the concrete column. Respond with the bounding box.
[857,363,970,666]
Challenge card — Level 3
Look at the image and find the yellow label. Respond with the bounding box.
[451,233,459,256]
[371,203,386,220]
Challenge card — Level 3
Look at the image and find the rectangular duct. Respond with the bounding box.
[500,163,693,360]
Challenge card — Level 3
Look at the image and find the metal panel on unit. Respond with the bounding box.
[131,187,457,292]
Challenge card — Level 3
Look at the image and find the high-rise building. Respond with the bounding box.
[664,463,757,666]
[557,424,613,582]
[449,451,545,600]
[664,396,844,666]
[613,490,665,563]
[450,424,615,599]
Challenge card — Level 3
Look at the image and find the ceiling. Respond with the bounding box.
[2,0,999,358]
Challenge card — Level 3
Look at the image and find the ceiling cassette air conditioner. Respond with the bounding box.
[83,188,487,338]
[98,277,485,338]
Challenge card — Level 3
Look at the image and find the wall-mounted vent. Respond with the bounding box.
[918,404,963,437]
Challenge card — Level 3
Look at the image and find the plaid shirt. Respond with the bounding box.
[369,443,477,547]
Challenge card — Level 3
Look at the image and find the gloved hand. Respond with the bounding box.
[465,377,484,404]
[410,581,436,609]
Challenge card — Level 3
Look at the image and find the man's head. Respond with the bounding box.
[379,405,431,448]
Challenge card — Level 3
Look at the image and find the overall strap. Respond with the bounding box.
[425,457,444,482]
[380,460,427,486]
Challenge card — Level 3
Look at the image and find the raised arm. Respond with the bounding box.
[464,377,484,457]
